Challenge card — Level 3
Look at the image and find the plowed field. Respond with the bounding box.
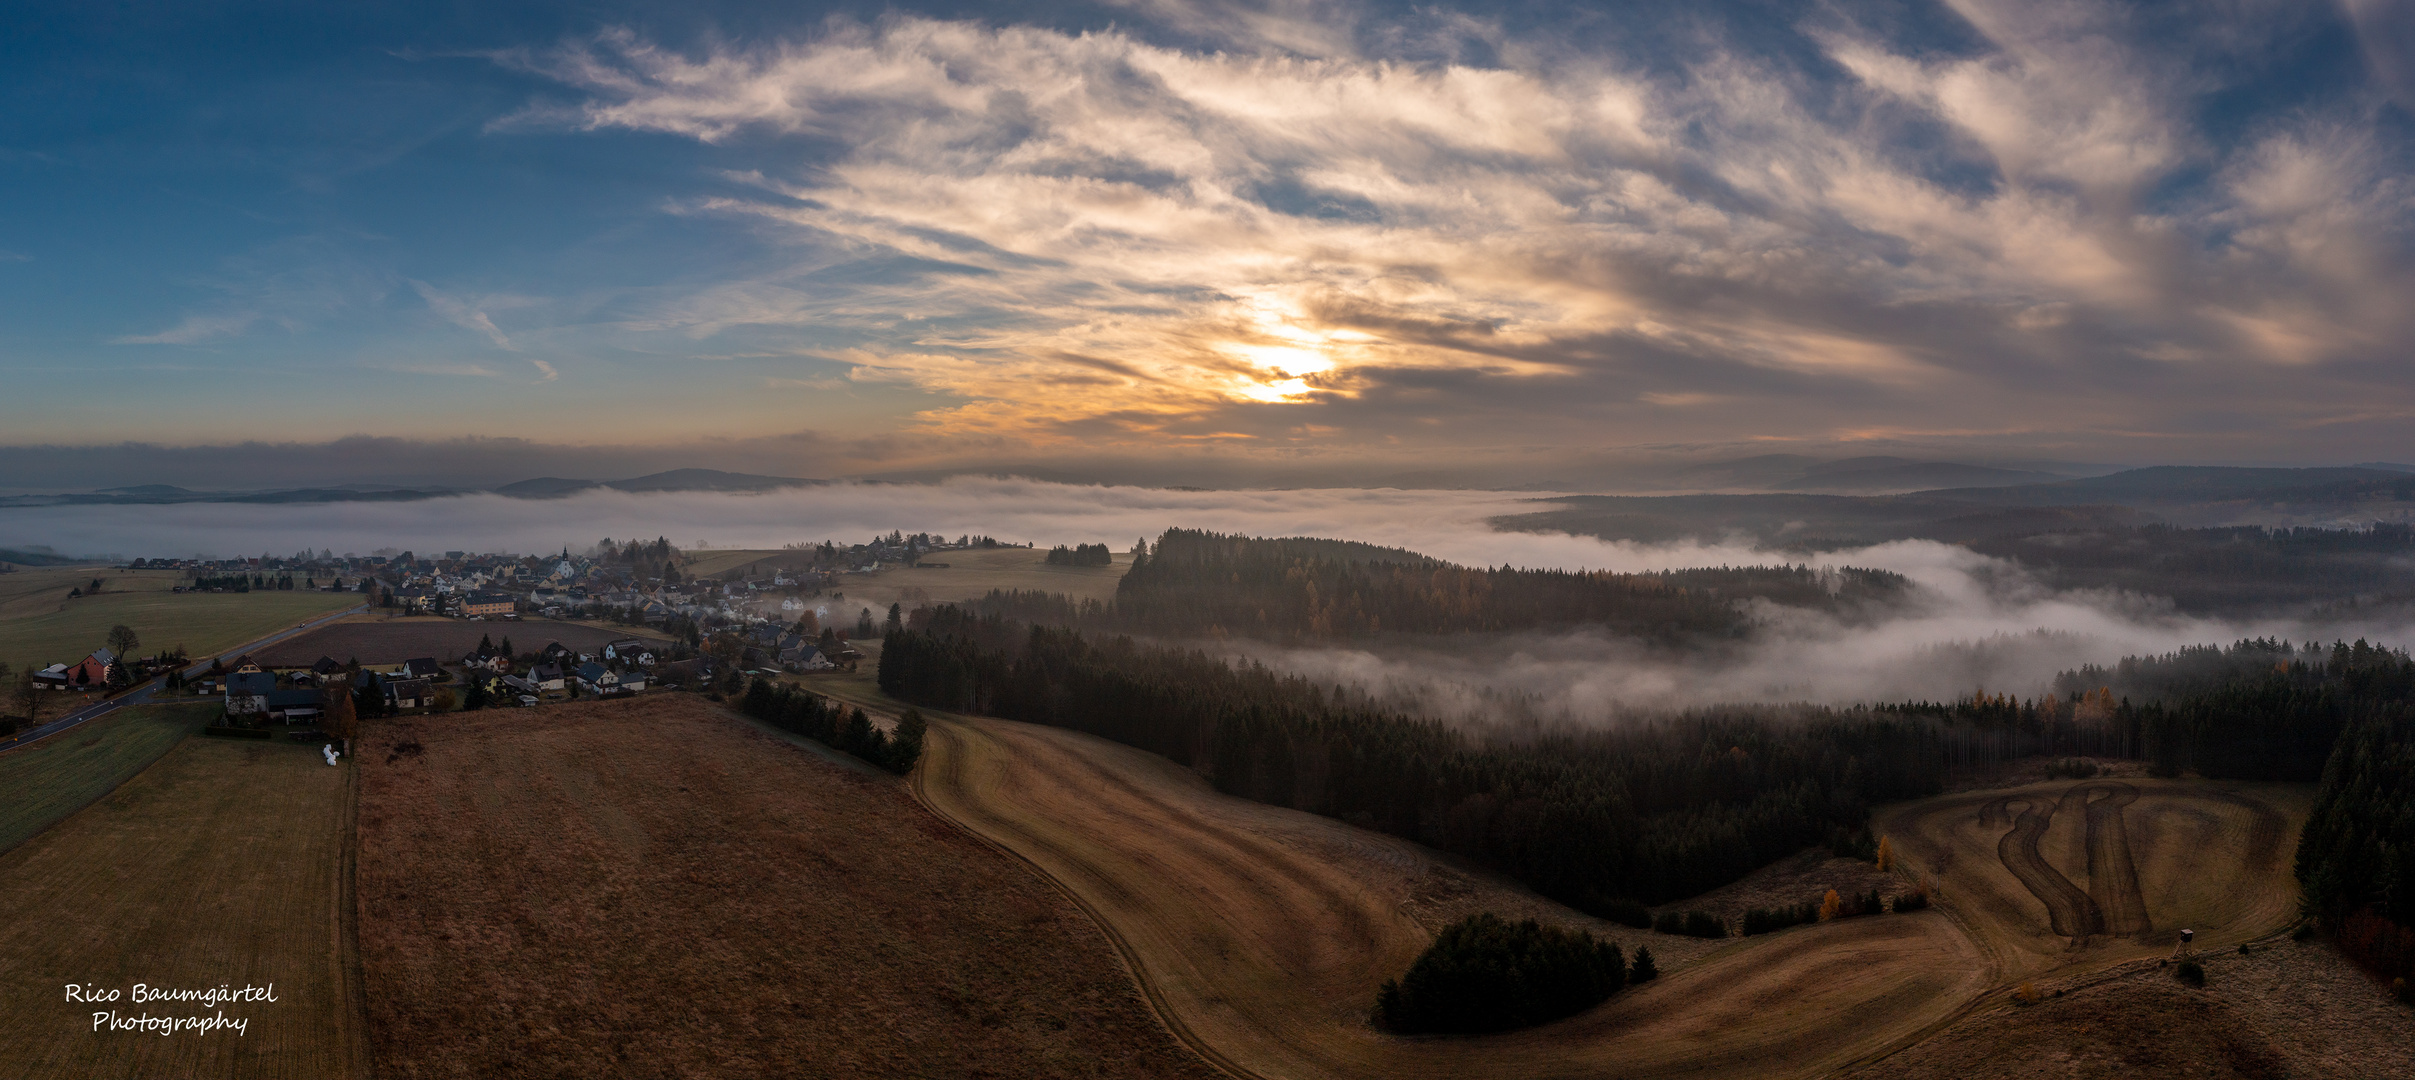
[914,714,1996,1080]
[1875,778,2309,983]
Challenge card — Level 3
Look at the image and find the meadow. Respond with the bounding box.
[0,733,366,1079]
[353,695,1221,1080]
[0,701,220,852]
[0,564,357,678]
[687,545,1130,613]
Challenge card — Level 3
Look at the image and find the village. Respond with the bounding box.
[6,530,1034,738]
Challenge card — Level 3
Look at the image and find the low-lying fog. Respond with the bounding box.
[7,477,2406,710]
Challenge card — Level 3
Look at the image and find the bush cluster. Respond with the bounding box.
[738,679,923,775]
[1653,910,1727,938]
[1044,543,1115,567]
[1374,914,1629,1035]
[1742,901,1820,936]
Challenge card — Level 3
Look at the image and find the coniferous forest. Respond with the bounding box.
[884,599,2415,915]
[1373,914,1627,1034]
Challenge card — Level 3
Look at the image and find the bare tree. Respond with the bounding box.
[106,624,140,660]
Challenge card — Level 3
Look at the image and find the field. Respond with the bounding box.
[0,733,367,1079]
[1874,778,2311,985]
[1846,935,2415,1078]
[0,701,220,852]
[906,708,1991,1080]
[694,546,1131,613]
[0,564,358,677]
[251,615,668,666]
[353,695,1223,1080]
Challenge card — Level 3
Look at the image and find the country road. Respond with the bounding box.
[1,603,366,753]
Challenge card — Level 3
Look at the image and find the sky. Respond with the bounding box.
[4,0,2412,489]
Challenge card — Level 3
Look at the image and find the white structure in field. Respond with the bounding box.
[323,744,341,766]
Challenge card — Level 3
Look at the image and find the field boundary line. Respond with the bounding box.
[908,716,1274,1080]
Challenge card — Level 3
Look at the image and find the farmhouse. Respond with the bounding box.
[402,657,444,680]
[575,663,625,695]
[529,663,567,692]
[225,671,277,716]
[386,678,431,711]
[44,649,120,691]
[458,592,515,618]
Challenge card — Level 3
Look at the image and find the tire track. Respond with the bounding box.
[1992,795,2103,940]
[2078,783,2151,937]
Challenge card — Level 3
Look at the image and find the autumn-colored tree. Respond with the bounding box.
[1875,836,1894,872]
[322,685,358,756]
[1818,889,1843,922]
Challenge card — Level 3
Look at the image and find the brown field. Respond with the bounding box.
[354,695,1223,1080]
[251,616,668,666]
[1875,778,2312,985]
[1847,935,2415,1078]
[0,734,367,1079]
[911,711,1993,1080]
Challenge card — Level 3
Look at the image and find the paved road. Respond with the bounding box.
[1,603,366,753]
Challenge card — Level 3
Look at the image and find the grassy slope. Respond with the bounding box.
[354,696,1223,1080]
[910,709,1990,1080]
[0,565,356,675]
[0,701,219,853]
[0,735,365,1079]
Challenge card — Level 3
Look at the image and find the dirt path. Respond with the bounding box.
[915,713,1996,1080]
[1991,793,2103,939]
[2078,783,2152,938]
[1878,779,2310,986]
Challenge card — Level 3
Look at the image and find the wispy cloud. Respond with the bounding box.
[111,312,261,345]
[487,3,2414,462]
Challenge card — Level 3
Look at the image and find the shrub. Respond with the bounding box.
[2044,757,2100,779]
[1828,827,1878,862]
[1819,889,1843,922]
[1653,910,1683,935]
[2175,960,2205,987]
[1893,891,1929,913]
[1742,901,1820,936]
[1372,913,1626,1034]
[2012,983,2040,1006]
[1680,910,1727,938]
[1628,946,1657,984]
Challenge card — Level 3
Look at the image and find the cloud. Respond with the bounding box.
[477,3,2415,464]
[110,312,260,346]
[411,280,518,350]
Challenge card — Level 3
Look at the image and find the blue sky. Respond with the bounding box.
[3,0,2412,487]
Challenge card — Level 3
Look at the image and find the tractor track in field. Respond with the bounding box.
[1988,793,2104,939]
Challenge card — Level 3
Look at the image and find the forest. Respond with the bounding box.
[2292,647,2415,988]
[884,611,2414,913]
[966,529,1909,643]
[1373,913,1631,1034]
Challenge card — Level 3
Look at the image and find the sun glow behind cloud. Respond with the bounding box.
[470,1,2415,460]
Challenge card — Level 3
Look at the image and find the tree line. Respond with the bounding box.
[2291,642,2415,988]
[1044,543,1115,566]
[966,529,1910,643]
[738,678,924,775]
[884,610,2410,914]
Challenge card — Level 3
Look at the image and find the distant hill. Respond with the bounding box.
[1915,466,2415,509]
[1775,458,2066,493]
[491,469,821,498]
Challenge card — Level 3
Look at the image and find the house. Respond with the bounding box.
[458,592,515,618]
[785,645,835,672]
[30,663,71,690]
[224,654,261,674]
[603,638,649,662]
[459,651,492,672]
[393,587,434,612]
[500,674,539,698]
[265,688,323,723]
[529,663,567,692]
[311,656,347,677]
[574,662,622,694]
[538,641,572,663]
[55,649,118,690]
[402,657,443,679]
[224,671,278,716]
[386,678,431,710]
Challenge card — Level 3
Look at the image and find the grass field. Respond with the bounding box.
[354,695,1223,1080]
[0,701,220,853]
[0,564,357,678]
[1875,778,2312,985]
[0,734,366,1079]
[690,546,1130,614]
